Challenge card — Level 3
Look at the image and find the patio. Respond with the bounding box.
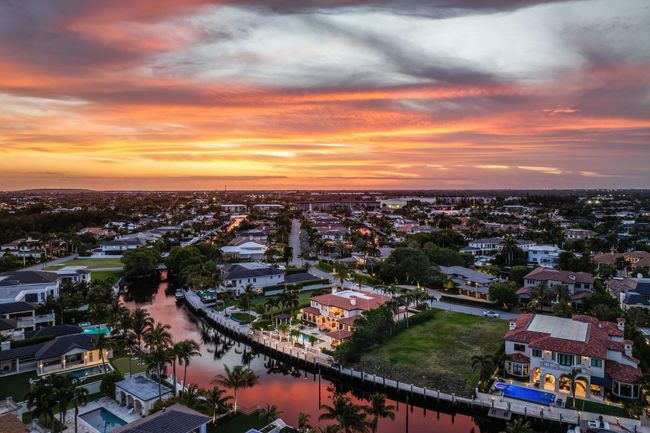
[64,397,140,433]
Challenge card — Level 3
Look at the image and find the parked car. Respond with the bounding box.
[482,310,500,318]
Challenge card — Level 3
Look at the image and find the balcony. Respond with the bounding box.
[15,313,55,329]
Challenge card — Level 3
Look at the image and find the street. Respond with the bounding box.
[289,218,303,267]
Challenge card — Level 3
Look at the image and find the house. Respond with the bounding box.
[518,267,594,305]
[0,302,55,337]
[237,229,269,242]
[527,245,562,267]
[115,374,174,417]
[221,238,267,260]
[316,226,348,241]
[0,333,111,377]
[221,204,248,214]
[565,228,597,241]
[252,204,284,212]
[0,239,45,260]
[606,278,650,311]
[504,314,642,400]
[300,289,390,346]
[218,262,285,293]
[95,238,144,256]
[0,271,60,304]
[594,251,650,275]
[461,238,537,256]
[78,227,117,238]
[52,266,91,285]
[439,266,497,301]
[112,403,210,433]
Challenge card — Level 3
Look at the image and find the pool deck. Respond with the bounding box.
[65,397,140,433]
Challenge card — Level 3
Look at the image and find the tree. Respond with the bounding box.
[471,354,495,390]
[100,371,124,399]
[509,265,529,286]
[130,308,154,355]
[121,247,159,279]
[379,248,433,286]
[297,412,312,432]
[488,282,518,309]
[205,386,233,425]
[567,367,581,408]
[178,339,202,390]
[364,393,395,433]
[213,365,259,413]
[93,332,112,373]
[283,245,293,266]
[259,404,283,424]
[319,393,368,433]
[72,382,89,433]
[144,323,173,400]
[26,377,57,431]
[505,418,535,433]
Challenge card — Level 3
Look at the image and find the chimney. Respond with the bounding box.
[509,320,517,331]
[0,341,10,351]
[624,342,633,357]
[350,298,356,306]
[617,318,625,332]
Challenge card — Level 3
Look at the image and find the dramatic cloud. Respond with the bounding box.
[0,0,648,190]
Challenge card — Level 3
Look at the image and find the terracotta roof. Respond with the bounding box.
[0,413,27,433]
[524,267,594,285]
[301,306,321,316]
[326,329,353,340]
[606,362,642,383]
[310,291,390,311]
[508,353,530,363]
[337,316,360,326]
[595,251,650,267]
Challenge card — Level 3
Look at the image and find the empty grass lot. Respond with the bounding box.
[350,310,508,397]
[46,258,123,270]
[565,398,627,417]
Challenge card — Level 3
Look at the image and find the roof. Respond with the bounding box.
[508,353,530,363]
[310,290,389,311]
[594,251,650,267]
[0,341,47,362]
[284,272,320,284]
[0,318,16,331]
[35,334,94,360]
[524,267,594,285]
[325,329,353,340]
[25,325,83,339]
[219,263,284,280]
[0,413,28,433]
[115,374,173,402]
[0,302,37,315]
[606,362,642,383]
[0,271,59,286]
[439,266,496,284]
[112,404,209,433]
[301,306,321,316]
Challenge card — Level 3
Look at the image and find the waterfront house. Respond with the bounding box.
[0,271,60,304]
[518,267,594,306]
[504,314,642,400]
[52,266,92,285]
[301,289,390,346]
[95,238,144,256]
[0,301,55,337]
[527,245,562,267]
[439,266,497,301]
[115,374,173,417]
[218,262,285,293]
[112,403,210,433]
[606,277,650,311]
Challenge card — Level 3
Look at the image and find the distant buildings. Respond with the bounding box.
[218,262,285,293]
[505,314,642,401]
[518,268,594,305]
[527,245,562,267]
[221,239,267,260]
[439,266,497,302]
[564,228,597,241]
[607,277,650,311]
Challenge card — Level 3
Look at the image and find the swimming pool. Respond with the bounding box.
[67,364,112,379]
[300,332,323,345]
[80,407,127,433]
[502,384,556,405]
[82,325,110,335]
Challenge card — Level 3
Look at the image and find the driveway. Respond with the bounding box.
[289,218,303,267]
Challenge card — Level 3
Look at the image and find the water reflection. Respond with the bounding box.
[121,278,506,433]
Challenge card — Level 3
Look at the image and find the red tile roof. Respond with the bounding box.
[508,353,530,363]
[524,267,594,285]
[310,291,390,311]
[0,413,27,433]
[301,306,321,316]
[337,316,360,326]
[326,329,353,340]
[606,362,642,383]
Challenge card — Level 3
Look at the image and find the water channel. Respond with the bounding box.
[121,278,515,433]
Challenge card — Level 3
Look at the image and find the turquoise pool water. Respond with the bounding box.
[82,325,110,335]
[300,332,323,345]
[67,365,110,379]
[80,408,127,433]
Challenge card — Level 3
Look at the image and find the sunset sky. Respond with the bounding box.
[1,0,649,190]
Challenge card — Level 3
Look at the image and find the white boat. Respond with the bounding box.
[567,417,632,433]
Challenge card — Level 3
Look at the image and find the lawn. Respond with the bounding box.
[0,371,38,401]
[111,356,148,375]
[46,258,124,270]
[350,311,508,397]
[210,411,266,433]
[92,270,122,282]
[316,261,334,273]
[230,312,256,324]
[565,398,628,417]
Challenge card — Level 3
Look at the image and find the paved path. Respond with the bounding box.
[23,254,76,270]
[289,218,303,267]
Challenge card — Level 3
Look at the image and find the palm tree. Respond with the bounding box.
[319,425,342,433]
[471,354,495,390]
[93,332,111,373]
[505,417,535,433]
[213,365,259,413]
[297,412,312,432]
[72,382,89,433]
[204,385,233,425]
[25,377,57,431]
[124,332,138,378]
[144,323,173,352]
[502,236,517,268]
[319,393,369,433]
[54,375,74,426]
[179,384,204,410]
[364,393,395,433]
[144,345,174,401]
[178,339,202,390]
[334,263,349,290]
[290,328,301,344]
[130,308,154,356]
[170,341,185,396]
[278,322,290,341]
[259,404,283,424]
[265,297,280,325]
[567,367,582,408]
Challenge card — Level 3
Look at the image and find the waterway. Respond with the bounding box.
[121,278,509,433]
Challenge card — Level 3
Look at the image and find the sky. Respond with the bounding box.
[0,0,649,191]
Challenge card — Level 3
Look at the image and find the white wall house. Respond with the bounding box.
[528,245,562,267]
[218,262,285,293]
[505,314,642,401]
[221,239,267,260]
[95,238,143,256]
[0,271,60,304]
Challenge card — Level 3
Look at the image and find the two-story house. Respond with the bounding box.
[527,245,562,267]
[220,238,267,260]
[518,268,594,306]
[218,262,285,293]
[607,277,650,311]
[301,289,390,347]
[504,314,642,401]
[0,271,61,304]
[439,266,497,301]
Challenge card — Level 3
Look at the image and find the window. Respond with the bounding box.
[532,349,542,357]
[557,353,571,365]
[25,293,38,303]
[514,344,526,352]
[591,358,602,368]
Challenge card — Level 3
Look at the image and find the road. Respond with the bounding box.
[428,298,518,321]
[23,254,77,271]
[289,218,303,267]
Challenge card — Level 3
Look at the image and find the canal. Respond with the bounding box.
[121,278,508,433]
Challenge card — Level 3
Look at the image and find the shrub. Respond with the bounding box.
[100,370,124,398]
